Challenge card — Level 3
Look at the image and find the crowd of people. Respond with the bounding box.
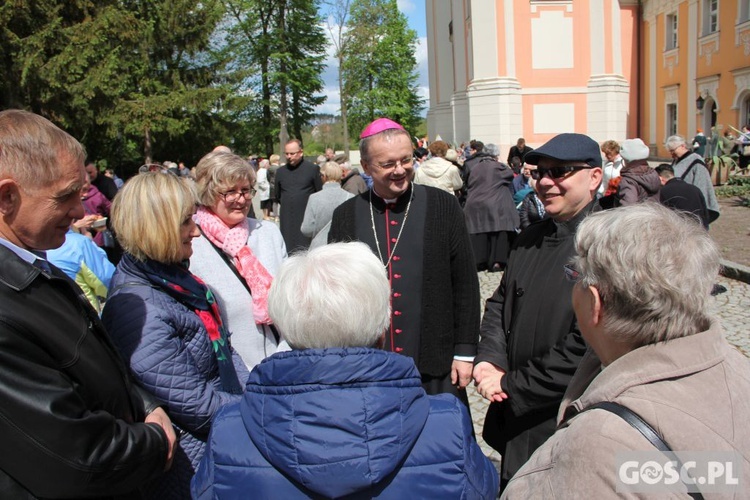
[1,107,749,499]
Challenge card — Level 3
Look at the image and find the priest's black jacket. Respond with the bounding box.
[328,183,480,378]
[475,201,596,484]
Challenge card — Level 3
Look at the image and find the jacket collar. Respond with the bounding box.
[560,321,725,423]
[0,243,45,292]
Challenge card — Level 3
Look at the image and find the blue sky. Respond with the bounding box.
[317,0,428,116]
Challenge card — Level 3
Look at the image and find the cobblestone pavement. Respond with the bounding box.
[468,270,750,476]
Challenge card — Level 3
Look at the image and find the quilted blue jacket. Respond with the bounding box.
[102,257,249,499]
[191,348,498,499]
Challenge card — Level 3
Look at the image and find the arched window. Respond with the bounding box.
[742,94,750,128]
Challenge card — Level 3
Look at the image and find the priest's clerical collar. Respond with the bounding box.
[372,187,403,204]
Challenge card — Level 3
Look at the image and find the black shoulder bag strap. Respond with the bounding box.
[197,226,280,344]
[576,402,704,500]
[680,158,707,180]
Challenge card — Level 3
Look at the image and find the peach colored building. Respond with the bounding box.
[643,0,750,156]
[426,0,750,158]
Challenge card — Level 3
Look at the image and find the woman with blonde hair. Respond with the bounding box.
[189,151,287,370]
[102,173,249,498]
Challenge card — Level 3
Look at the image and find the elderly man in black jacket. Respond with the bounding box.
[0,110,176,499]
[473,133,603,492]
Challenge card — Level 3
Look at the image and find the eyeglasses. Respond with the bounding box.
[563,263,581,282]
[220,188,255,203]
[374,156,414,170]
[530,165,591,180]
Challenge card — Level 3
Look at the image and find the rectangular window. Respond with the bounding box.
[666,14,678,49]
[740,0,750,22]
[703,0,718,35]
[667,104,678,137]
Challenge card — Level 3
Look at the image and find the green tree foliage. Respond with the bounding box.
[1,0,326,170]
[341,0,422,138]
[222,0,279,155]
[222,0,327,156]
[325,0,352,155]
[285,0,327,142]
[1,1,240,174]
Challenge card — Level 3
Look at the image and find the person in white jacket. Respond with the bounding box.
[413,140,463,195]
[256,159,272,220]
[599,139,623,196]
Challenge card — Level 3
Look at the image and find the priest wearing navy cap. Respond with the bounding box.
[329,118,480,406]
[473,132,604,491]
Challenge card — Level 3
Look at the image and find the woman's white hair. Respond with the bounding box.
[573,203,719,347]
[665,135,687,150]
[268,242,391,349]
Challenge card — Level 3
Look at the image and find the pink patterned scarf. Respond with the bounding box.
[194,207,273,324]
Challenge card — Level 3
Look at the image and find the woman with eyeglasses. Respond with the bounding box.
[189,151,288,370]
[462,143,520,272]
[102,173,250,498]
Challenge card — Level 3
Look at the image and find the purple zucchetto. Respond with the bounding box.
[359,118,405,139]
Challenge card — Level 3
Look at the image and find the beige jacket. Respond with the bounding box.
[502,322,750,499]
[413,157,463,194]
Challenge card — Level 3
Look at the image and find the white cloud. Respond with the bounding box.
[397,0,417,13]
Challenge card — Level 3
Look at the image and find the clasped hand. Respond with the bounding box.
[472,361,509,402]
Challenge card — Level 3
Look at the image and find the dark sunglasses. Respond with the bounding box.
[531,165,590,180]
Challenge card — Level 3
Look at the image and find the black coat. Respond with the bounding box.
[92,173,119,201]
[329,184,480,377]
[659,177,709,229]
[475,202,596,484]
[0,244,168,499]
[507,145,534,165]
[463,157,519,234]
[274,159,322,252]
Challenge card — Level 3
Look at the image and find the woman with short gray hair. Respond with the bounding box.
[501,203,750,498]
[300,161,354,249]
[192,242,499,498]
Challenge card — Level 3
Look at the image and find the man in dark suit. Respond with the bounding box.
[507,137,534,166]
[85,161,119,201]
[274,139,322,252]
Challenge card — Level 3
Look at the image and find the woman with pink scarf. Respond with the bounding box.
[190,151,288,370]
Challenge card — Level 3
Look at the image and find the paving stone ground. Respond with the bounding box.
[468,270,750,476]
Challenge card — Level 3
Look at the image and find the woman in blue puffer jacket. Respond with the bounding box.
[192,242,498,499]
[102,173,249,499]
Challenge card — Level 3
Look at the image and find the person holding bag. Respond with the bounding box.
[501,204,750,498]
[190,151,287,370]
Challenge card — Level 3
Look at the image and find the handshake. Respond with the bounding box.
[472,362,509,402]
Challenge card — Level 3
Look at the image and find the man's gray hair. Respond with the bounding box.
[0,109,85,190]
[665,135,687,150]
[484,143,500,158]
[359,128,412,164]
[573,203,719,347]
[268,242,391,349]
